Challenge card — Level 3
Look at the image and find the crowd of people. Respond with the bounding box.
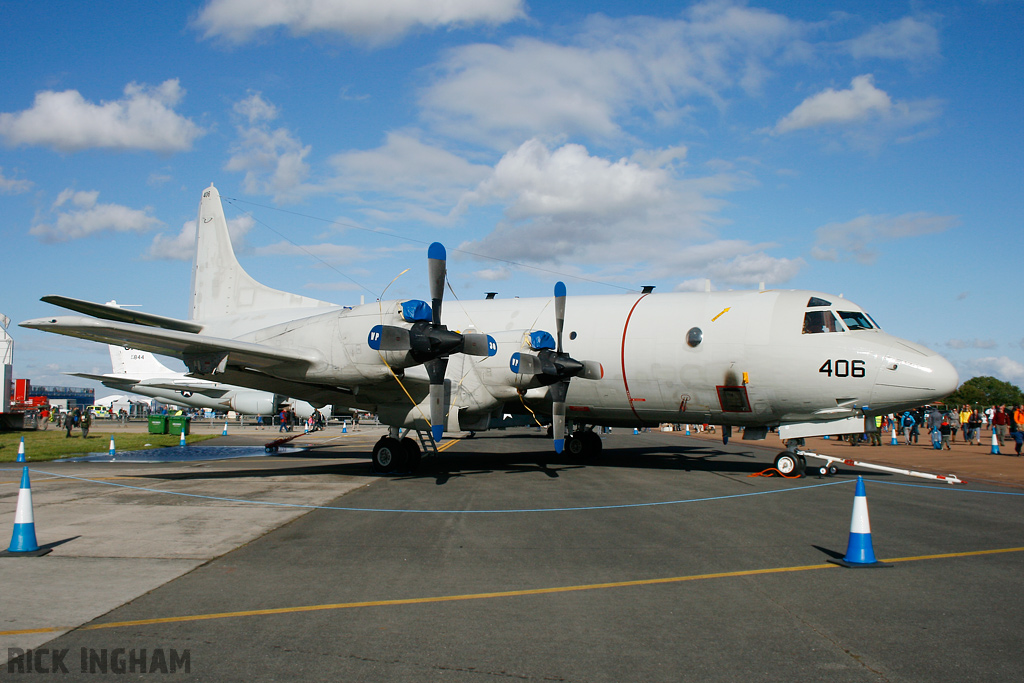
[874,404,1024,455]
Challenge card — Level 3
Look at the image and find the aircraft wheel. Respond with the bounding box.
[580,431,603,458]
[566,434,586,457]
[401,437,421,472]
[774,451,805,477]
[372,437,405,473]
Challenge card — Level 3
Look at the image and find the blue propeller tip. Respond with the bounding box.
[431,425,444,442]
[554,281,566,298]
[553,439,564,454]
[428,242,446,261]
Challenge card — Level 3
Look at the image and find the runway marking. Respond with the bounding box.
[3,546,1021,637]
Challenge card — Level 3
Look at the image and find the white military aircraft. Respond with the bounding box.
[22,184,958,473]
[67,342,325,419]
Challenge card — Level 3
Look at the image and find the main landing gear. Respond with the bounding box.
[565,429,603,458]
[774,450,806,476]
[372,435,423,474]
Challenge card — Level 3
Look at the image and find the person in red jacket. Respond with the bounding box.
[992,406,1010,446]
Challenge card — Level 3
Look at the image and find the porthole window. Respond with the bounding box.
[569,331,577,340]
[686,327,703,347]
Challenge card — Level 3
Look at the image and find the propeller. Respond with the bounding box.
[368,242,496,442]
[511,281,602,453]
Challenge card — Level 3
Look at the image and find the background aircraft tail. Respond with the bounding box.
[190,185,336,321]
[109,345,175,378]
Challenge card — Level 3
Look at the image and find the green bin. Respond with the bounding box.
[148,415,169,434]
[168,415,191,436]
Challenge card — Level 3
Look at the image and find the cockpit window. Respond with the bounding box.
[837,311,874,331]
[802,310,843,334]
[807,297,831,307]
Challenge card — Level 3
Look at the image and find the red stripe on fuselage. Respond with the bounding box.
[620,293,651,424]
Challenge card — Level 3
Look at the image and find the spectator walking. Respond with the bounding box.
[901,411,916,446]
[993,406,1010,446]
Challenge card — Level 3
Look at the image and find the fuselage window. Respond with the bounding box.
[838,311,874,331]
[807,297,831,307]
[802,310,843,334]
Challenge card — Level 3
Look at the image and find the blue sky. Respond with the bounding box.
[2,0,1022,396]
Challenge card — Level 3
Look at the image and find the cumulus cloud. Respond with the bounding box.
[421,4,804,147]
[811,212,958,264]
[846,17,940,62]
[328,132,491,219]
[146,215,255,261]
[958,357,1024,385]
[30,190,163,242]
[0,80,204,153]
[773,75,893,133]
[452,138,799,287]
[0,167,32,194]
[195,0,525,44]
[225,93,312,202]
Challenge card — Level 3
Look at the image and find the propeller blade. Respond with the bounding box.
[554,281,566,354]
[368,325,412,351]
[511,352,543,375]
[425,357,448,442]
[427,242,446,327]
[461,333,497,357]
[550,379,569,454]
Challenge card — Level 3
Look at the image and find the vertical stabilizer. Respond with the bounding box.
[190,185,336,321]
[109,345,175,378]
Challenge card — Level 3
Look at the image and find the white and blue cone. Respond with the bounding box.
[4,467,50,556]
[108,436,116,458]
[829,476,890,568]
[17,436,26,462]
[223,422,228,436]
[179,428,186,447]
[991,431,1000,455]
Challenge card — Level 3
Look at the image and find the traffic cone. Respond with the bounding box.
[222,422,228,436]
[633,428,639,435]
[179,429,186,447]
[3,467,51,556]
[828,476,890,568]
[890,428,898,446]
[108,436,116,457]
[16,436,25,462]
[342,420,348,434]
[991,431,1000,455]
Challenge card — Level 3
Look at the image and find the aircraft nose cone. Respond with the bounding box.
[930,353,960,399]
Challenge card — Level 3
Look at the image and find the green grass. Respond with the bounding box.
[0,430,219,462]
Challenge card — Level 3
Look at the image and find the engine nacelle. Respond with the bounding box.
[228,391,277,416]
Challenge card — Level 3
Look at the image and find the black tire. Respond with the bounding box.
[566,434,586,457]
[774,451,805,476]
[401,437,421,472]
[372,437,405,473]
[580,430,603,458]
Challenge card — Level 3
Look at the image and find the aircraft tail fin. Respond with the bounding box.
[190,185,336,321]
[109,345,175,377]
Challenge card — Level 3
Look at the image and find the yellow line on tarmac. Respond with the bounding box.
[436,438,461,453]
[3,546,1022,637]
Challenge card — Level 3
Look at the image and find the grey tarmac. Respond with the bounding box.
[3,427,1023,681]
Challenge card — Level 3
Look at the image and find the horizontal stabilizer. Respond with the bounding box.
[41,295,203,333]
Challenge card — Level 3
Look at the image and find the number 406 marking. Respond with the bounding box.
[819,359,866,377]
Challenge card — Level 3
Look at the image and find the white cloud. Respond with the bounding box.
[226,94,311,202]
[812,212,958,265]
[846,17,940,62]
[773,75,892,133]
[452,138,798,286]
[421,4,804,147]
[195,0,525,44]
[328,132,491,215]
[146,215,255,261]
[0,80,204,153]
[0,167,32,194]
[958,357,1024,386]
[30,190,163,242]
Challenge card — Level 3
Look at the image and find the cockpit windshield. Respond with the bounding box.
[802,310,843,334]
[837,311,875,331]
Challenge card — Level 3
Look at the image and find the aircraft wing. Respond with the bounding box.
[64,372,140,391]
[41,295,204,333]
[20,315,323,374]
[135,380,232,399]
